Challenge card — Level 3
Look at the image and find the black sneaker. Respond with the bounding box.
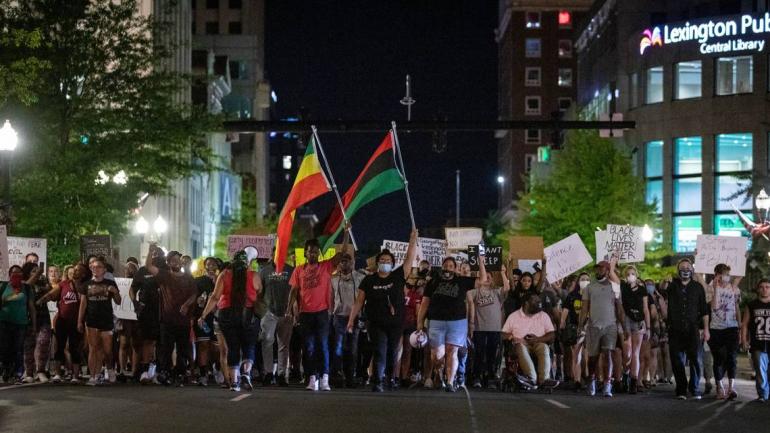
[372,383,384,393]
[629,378,638,395]
[445,383,457,393]
[277,375,289,387]
[389,379,400,391]
[262,373,274,387]
[704,383,713,395]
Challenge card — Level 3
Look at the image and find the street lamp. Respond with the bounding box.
[134,216,149,236]
[756,188,770,223]
[641,224,654,242]
[0,120,18,226]
[497,175,505,185]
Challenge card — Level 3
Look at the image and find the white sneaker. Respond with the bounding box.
[306,375,318,391]
[140,372,150,384]
[70,377,80,384]
[147,363,157,380]
[22,376,34,384]
[107,369,117,384]
[86,378,98,386]
[215,370,225,385]
[52,374,62,383]
[320,374,331,391]
[424,378,434,389]
[36,373,49,384]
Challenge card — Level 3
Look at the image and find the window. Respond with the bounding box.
[525,67,541,86]
[716,175,751,211]
[630,73,639,108]
[558,97,572,111]
[558,39,572,58]
[716,56,753,95]
[525,154,536,172]
[647,180,663,214]
[228,21,242,34]
[558,10,572,28]
[206,0,218,8]
[645,140,663,178]
[282,155,292,170]
[675,61,702,99]
[674,136,702,175]
[525,96,541,115]
[646,66,663,104]
[229,0,242,8]
[715,133,752,212]
[674,216,702,253]
[558,69,572,87]
[716,133,753,172]
[674,178,702,213]
[525,38,541,58]
[715,214,752,237]
[526,12,541,29]
[229,60,248,80]
[205,21,219,35]
[525,129,541,144]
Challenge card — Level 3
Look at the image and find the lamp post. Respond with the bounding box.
[641,224,654,242]
[756,189,770,224]
[153,215,168,245]
[496,175,505,210]
[0,120,19,226]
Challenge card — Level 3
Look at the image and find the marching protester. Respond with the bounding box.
[620,265,650,394]
[347,229,418,392]
[416,248,486,393]
[259,252,294,387]
[468,264,509,388]
[192,257,219,386]
[561,272,590,389]
[21,263,51,383]
[199,250,261,391]
[707,264,742,400]
[0,265,36,384]
[503,271,534,318]
[286,229,351,392]
[130,248,163,384]
[43,264,83,383]
[78,257,121,386]
[742,279,770,402]
[401,262,429,387]
[332,252,366,388]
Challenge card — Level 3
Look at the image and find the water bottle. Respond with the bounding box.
[200,320,211,334]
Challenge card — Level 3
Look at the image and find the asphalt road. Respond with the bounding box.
[0,379,767,433]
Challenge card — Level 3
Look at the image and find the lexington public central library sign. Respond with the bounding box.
[640,12,770,55]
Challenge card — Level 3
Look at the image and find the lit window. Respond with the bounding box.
[525,67,541,86]
[557,97,572,111]
[525,38,541,58]
[674,216,702,253]
[282,155,292,170]
[646,180,663,214]
[558,40,572,58]
[716,133,752,172]
[645,140,663,177]
[558,69,572,87]
[674,136,702,175]
[716,175,751,211]
[525,129,541,144]
[558,11,572,28]
[716,56,753,95]
[645,66,663,104]
[526,12,541,29]
[675,61,702,99]
[525,96,541,115]
[674,177,702,213]
[715,214,752,237]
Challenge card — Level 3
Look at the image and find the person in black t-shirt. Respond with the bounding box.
[348,229,418,392]
[620,265,651,395]
[129,248,165,383]
[193,257,219,386]
[741,279,770,402]
[416,251,485,393]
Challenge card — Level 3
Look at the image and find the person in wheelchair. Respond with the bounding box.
[501,292,558,388]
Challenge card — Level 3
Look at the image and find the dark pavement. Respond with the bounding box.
[0,378,767,433]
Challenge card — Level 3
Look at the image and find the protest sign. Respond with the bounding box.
[7,237,47,270]
[382,237,447,268]
[517,259,542,274]
[0,226,7,280]
[595,225,645,263]
[543,234,592,284]
[509,236,544,265]
[80,235,112,264]
[467,245,503,271]
[112,277,137,320]
[295,247,337,266]
[694,235,748,277]
[227,235,276,260]
[445,227,483,251]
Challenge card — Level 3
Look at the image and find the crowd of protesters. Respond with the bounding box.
[0,229,768,403]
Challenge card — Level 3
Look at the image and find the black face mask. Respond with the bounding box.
[418,269,429,277]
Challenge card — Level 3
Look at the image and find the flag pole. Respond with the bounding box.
[311,125,358,251]
[390,121,416,230]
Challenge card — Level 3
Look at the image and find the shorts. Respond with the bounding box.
[428,319,467,348]
[624,317,646,334]
[194,316,215,342]
[86,316,114,332]
[586,324,618,357]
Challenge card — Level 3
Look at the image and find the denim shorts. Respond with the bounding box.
[428,319,468,348]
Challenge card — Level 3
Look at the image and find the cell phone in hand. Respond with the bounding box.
[478,244,486,256]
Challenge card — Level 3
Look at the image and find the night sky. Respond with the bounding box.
[265,1,498,252]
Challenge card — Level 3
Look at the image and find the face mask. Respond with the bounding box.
[527,303,542,315]
[579,280,590,289]
[441,271,454,280]
[378,263,393,274]
[679,270,692,280]
[627,275,637,285]
[10,274,22,287]
[418,269,429,277]
[595,273,606,281]
[646,284,655,295]
[721,275,731,284]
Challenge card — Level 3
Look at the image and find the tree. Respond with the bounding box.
[516,130,657,261]
[0,0,221,262]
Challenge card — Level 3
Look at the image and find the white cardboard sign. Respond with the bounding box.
[694,235,748,277]
[445,227,483,251]
[112,277,137,320]
[544,233,593,284]
[381,237,447,268]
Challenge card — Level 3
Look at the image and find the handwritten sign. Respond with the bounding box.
[467,245,503,271]
[595,225,645,263]
[445,227,483,251]
[112,277,137,320]
[7,236,47,270]
[382,237,448,268]
[694,235,748,277]
[543,234,592,284]
[0,226,7,280]
[227,235,276,259]
[80,235,112,264]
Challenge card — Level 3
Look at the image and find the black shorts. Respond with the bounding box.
[193,317,215,342]
[85,317,114,332]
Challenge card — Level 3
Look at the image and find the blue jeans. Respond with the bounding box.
[669,328,702,397]
[0,321,26,378]
[752,350,769,400]
[300,311,330,377]
[370,323,402,383]
[332,315,359,380]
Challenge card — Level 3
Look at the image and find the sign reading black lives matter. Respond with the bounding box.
[80,235,112,263]
[595,225,645,264]
[467,245,503,271]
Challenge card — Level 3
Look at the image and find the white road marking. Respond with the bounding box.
[0,383,43,391]
[230,393,251,402]
[462,386,480,433]
[545,399,570,409]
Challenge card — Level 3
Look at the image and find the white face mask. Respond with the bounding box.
[721,275,731,284]
[627,275,637,285]
[579,280,590,289]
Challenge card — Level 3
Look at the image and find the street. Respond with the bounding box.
[0,379,766,433]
